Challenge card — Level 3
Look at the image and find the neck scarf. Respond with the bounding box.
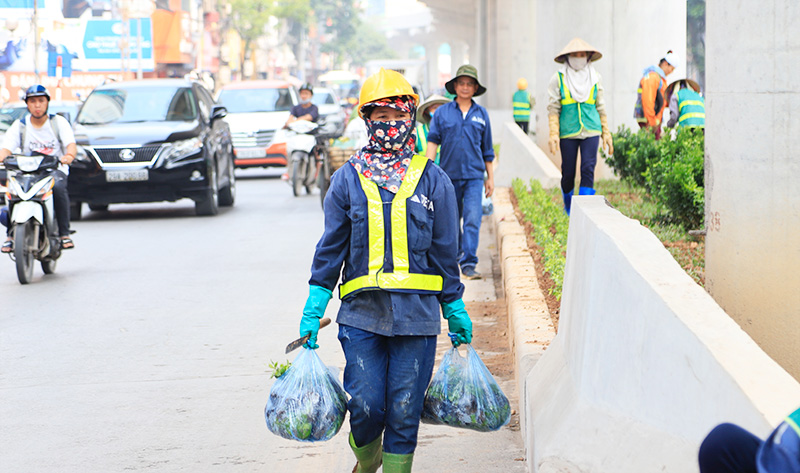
[560,57,599,103]
[349,96,417,193]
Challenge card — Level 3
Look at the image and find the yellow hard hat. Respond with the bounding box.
[358,68,419,117]
[517,78,528,90]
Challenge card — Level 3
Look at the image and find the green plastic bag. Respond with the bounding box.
[422,345,511,432]
[264,348,347,442]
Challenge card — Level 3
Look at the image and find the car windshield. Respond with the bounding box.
[49,104,81,123]
[77,87,197,125]
[0,106,28,128]
[312,92,337,106]
[217,88,294,113]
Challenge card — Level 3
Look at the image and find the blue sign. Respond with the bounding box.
[0,0,44,7]
[82,19,153,71]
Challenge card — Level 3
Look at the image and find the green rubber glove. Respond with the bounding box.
[441,299,473,347]
[299,285,333,349]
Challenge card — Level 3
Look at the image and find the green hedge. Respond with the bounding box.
[604,126,705,229]
[512,178,569,300]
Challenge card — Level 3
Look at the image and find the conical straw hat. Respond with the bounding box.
[554,37,602,63]
[666,78,701,99]
[417,94,451,125]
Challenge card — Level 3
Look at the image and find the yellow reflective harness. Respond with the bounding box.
[339,154,444,299]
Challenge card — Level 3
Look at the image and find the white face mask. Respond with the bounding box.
[568,56,588,70]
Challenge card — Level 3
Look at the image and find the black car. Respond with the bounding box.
[68,79,235,217]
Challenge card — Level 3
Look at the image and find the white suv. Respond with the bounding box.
[217,80,298,169]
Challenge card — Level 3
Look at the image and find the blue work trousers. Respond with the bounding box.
[560,136,599,193]
[338,324,437,454]
[698,423,760,473]
[452,178,484,271]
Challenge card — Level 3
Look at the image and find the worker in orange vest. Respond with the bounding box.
[633,51,678,140]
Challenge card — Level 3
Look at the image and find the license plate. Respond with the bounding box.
[106,169,149,182]
[235,147,265,158]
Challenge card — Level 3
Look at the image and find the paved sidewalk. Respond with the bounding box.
[270,216,527,472]
[412,215,527,472]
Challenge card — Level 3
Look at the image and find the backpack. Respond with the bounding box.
[19,114,64,155]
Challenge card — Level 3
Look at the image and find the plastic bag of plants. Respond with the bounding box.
[264,348,348,442]
[422,344,511,432]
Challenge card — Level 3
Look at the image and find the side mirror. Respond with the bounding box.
[211,106,227,121]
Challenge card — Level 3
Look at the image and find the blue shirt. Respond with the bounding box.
[290,103,319,122]
[309,160,464,336]
[426,100,495,180]
[757,407,800,473]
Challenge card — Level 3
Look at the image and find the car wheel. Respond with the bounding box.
[195,164,219,216]
[70,201,83,221]
[219,157,236,207]
[89,204,109,212]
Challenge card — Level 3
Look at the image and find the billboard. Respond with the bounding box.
[82,19,154,72]
[0,18,154,74]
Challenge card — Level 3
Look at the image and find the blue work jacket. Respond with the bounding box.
[427,100,495,180]
[309,160,464,336]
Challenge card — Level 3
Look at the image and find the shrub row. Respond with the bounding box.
[604,126,705,229]
[512,178,569,300]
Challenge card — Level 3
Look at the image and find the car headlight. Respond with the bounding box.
[161,137,203,164]
[74,146,92,164]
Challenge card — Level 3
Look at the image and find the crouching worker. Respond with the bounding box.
[298,68,473,473]
[699,406,800,473]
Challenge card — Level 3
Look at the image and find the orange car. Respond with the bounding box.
[217,80,298,168]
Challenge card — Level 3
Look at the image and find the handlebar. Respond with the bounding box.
[3,154,60,172]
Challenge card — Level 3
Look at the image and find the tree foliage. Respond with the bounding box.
[227,0,274,77]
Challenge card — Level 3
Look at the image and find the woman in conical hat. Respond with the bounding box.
[414,93,451,164]
[665,77,705,129]
[547,37,613,215]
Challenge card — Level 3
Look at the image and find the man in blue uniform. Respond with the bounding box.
[699,406,800,472]
[425,64,495,280]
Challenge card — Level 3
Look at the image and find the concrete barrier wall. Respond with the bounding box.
[496,122,561,189]
[524,196,800,473]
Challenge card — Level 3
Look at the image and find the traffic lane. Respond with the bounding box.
[0,177,349,471]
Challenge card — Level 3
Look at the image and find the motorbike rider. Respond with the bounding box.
[299,68,472,472]
[286,83,319,125]
[283,83,321,181]
[0,84,76,253]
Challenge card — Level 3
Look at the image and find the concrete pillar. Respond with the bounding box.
[451,42,468,76]
[705,0,800,379]
[424,40,440,97]
[474,0,487,89]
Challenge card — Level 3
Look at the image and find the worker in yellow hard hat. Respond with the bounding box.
[298,68,472,473]
[512,77,534,133]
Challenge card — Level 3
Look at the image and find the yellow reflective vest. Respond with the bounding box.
[512,90,532,121]
[339,154,444,298]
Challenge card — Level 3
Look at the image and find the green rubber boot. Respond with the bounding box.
[382,452,414,473]
[349,433,382,473]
